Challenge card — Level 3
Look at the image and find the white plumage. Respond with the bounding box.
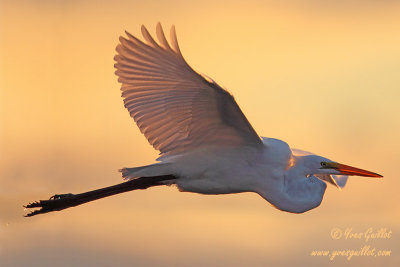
[115,23,382,213]
[115,24,261,157]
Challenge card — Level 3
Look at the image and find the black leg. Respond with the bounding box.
[24,175,176,217]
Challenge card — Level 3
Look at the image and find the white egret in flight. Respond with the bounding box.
[25,23,382,217]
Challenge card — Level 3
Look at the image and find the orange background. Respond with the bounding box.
[1,0,399,266]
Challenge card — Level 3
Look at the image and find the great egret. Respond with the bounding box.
[24,23,382,217]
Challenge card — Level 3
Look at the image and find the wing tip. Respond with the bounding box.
[119,23,183,59]
[124,30,133,38]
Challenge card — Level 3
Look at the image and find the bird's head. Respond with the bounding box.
[297,154,382,188]
[297,155,382,177]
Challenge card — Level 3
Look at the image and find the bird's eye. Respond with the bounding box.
[320,162,327,167]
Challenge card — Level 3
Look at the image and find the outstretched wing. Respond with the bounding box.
[114,23,262,156]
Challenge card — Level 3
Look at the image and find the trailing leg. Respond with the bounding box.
[24,175,177,217]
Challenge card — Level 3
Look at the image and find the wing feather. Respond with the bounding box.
[115,23,262,156]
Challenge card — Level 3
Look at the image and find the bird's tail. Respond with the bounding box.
[119,163,173,180]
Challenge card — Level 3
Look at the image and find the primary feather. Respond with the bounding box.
[114,23,262,156]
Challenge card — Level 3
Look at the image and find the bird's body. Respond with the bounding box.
[122,137,327,213]
[24,23,382,217]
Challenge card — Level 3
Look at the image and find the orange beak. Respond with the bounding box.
[325,162,383,178]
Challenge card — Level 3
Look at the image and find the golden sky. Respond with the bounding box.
[1,0,399,266]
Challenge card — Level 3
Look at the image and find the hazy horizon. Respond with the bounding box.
[1,0,399,266]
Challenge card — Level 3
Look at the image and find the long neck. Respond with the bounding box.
[258,168,327,214]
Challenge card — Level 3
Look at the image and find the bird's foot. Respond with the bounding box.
[24,193,76,217]
[49,193,74,200]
